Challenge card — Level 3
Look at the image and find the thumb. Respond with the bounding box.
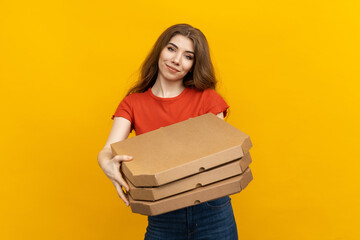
[113,155,133,162]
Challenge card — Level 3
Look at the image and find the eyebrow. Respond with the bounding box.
[168,43,195,55]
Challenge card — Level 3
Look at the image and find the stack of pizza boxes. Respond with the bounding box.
[111,113,253,216]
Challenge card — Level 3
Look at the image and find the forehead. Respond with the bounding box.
[168,34,194,52]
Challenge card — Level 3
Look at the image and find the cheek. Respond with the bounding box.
[183,61,194,72]
[160,51,172,61]
[158,52,168,67]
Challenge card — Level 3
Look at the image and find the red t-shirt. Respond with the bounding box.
[112,87,229,135]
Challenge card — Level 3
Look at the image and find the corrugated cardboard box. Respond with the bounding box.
[128,152,252,201]
[128,167,253,216]
[111,113,252,187]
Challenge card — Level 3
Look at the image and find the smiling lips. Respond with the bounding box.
[166,64,180,73]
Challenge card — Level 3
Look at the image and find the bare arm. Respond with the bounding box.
[97,116,133,206]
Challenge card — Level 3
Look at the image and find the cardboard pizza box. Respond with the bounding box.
[128,167,253,216]
[128,152,252,201]
[111,113,252,187]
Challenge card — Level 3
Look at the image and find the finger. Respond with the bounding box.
[113,171,130,192]
[113,155,133,163]
[112,180,130,206]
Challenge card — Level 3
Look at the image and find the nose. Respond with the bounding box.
[171,53,181,65]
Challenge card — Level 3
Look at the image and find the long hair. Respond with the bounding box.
[126,23,217,96]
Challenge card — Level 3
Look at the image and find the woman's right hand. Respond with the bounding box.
[98,149,133,206]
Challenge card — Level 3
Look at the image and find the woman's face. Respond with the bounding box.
[158,34,195,82]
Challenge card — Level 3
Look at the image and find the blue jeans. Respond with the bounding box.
[144,196,238,240]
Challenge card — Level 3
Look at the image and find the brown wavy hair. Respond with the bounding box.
[126,23,217,96]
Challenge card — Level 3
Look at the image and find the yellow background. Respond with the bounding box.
[1,0,359,239]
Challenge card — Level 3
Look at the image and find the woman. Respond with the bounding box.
[97,23,238,240]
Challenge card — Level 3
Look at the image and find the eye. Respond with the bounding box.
[167,47,175,52]
[185,55,193,60]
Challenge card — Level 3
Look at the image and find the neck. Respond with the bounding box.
[151,75,185,98]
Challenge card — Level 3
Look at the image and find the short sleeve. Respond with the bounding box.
[203,89,230,118]
[111,95,133,123]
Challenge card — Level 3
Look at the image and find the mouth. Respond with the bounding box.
[166,64,180,73]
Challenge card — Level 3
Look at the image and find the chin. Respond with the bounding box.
[166,76,184,82]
